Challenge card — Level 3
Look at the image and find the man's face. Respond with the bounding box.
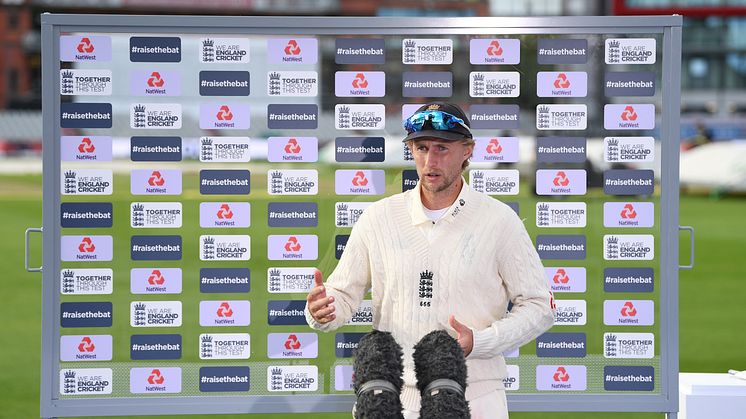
[410,138,473,194]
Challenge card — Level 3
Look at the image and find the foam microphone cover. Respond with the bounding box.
[353,330,405,419]
[413,330,470,419]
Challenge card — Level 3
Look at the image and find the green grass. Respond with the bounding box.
[1,173,744,419]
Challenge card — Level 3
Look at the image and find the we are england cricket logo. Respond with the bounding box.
[200,38,250,63]
[130,103,182,129]
[60,368,112,395]
[130,301,182,327]
[62,170,112,195]
[267,366,318,392]
[200,235,250,261]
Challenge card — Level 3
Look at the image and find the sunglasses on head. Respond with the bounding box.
[403,110,471,134]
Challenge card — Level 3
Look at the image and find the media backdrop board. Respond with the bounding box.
[36,14,684,418]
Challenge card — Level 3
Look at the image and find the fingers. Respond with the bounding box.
[313,269,324,287]
[449,314,466,334]
[307,269,336,324]
[308,295,334,313]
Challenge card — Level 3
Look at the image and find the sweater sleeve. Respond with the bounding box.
[305,208,372,332]
[467,210,555,359]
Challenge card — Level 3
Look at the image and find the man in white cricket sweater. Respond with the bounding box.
[306,102,555,419]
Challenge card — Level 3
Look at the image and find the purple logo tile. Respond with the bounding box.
[603,300,654,326]
[401,104,423,128]
[537,72,587,97]
[61,235,112,262]
[536,170,586,195]
[199,300,250,326]
[199,103,250,130]
[60,35,111,62]
[60,335,112,362]
[130,169,181,195]
[130,367,181,394]
[472,137,519,162]
[544,267,586,293]
[267,332,318,359]
[536,365,587,391]
[130,70,181,96]
[335,71,385,97]
[335,170,386,195]
[335,365,354,391]
[267,235,318,261]
[604,202,654,228]
[268,38,318,64]
[131,268,182,294]
[267,137,318,162]
[470,38,520,65]
[61,136,112,162]
[200,202,250,228]
[604,104,655,130]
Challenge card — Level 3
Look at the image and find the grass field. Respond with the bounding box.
[1,172,744,419]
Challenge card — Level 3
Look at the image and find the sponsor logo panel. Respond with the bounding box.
[267,300,307,325]
[536,104,587,130]
[268,202,318,228]
[536,170,587,195]
[60,103,112,129]
[61,136,112,162]
[604,234,655,261]
[536,235,586,260]
[605,71,656,96]
[130,169,182,195]
[130,103,182,129]
[536,137,586,163]
[335,365,354,391]
[537,39,588,64]
[60,335,113,361]
[469,170,520,195]
[61,203,113,228]
[129,367,181,394]
[536,333,587,357]
[335,71,385,97]
[130,268,182,294]
[61,169,112,195]
[268,104,318,129]
[603,202,654,228]
[199,137,250,163]
[200,235,251,261]
[60,302,113,328]
[130,235,182,261]
[199,71,250,96]
[60,36,112,62]
[267,333,318,359]
[200,268,251,294]
[604,104,655,130]
[129,37,181,62]
[603,366,655,391]
[402,38,453,64]
[335,202,372,228]
[61,235,113,262]
[199,333,251,360]
[267,170,318,195]
[335,235,349,260]
[335,137,385,162]
[267,70,318,97]
[59,368,112,395]
[504,365,520,391]
[604,136,655,163]
[604,170,655,195]
[335,170,386,195]
[268,38,318,64]
[130,202,182,228]
[130,137,182,161]
[603,300,655,326]
[604,333,655,359]
[267,267,316,293]
[544,267,586,293]
[335,38,385,64]
[60,268,113,295]
[267,137,317,162]
[469,104,520,129]
[199,104,250,130]
[130,70,181,96]
[267,365,318,392]
[335,333,366,358]
[347,300,373,326]
[199,366,250,392]
[60,69,112,95]
[536,365,587,391]
[199,170,250,195]
[606,38,656,65]
[402,169,419,192]
[536,202,586,228]
[335,104,385,130]
[200,38,250,63]
[199,300,251,327]
[604,267,654,293]
[469,71,519,97]
[469,39,520,64]
[200,202,250,228]
[537,71,587,97]
[130,301,182,327]
[267,235,317,261]
[130,334,182,360]
[554,300,587,326]
[472,137,519,163]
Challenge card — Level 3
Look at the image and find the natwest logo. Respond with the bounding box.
[148,171,165,187]
[148,270,165,285]
[620,204,637,219]
[147,72,165,88]
[621,106,638,121]
[216,105,233,121]
[78,336,95,352]
[284,138,301,154]
[487,40,503,56]
[217,204,233,219]
[553,171,570,187]
[78,138,95,153]
[217,302,234,318]
[148,369,165,385]
[77,37,95,53]
[621,301,637,317]
[486,138,503,154]
[284,236,302,252]
[284,40,301,55]
[553,268,570,284]
[553,366,570,382]
[78,237,96,253]
[351,73,368,88]
[554,73,571,88]
[285,334,302,350]
[352,171,368,187]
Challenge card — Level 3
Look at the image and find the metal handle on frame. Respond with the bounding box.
[679,225,695,270]
[25,227,43,273]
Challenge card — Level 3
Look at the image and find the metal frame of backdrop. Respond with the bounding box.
[34,13,686,418]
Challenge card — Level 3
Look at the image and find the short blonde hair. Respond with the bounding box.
[407,137,475,171]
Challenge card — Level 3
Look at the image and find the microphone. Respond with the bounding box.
[413,330,470,419]
[352,330,405,419]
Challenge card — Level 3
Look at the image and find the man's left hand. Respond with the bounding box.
[449,315,473,357]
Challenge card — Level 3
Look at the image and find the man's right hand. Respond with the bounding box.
[306,269,336,324]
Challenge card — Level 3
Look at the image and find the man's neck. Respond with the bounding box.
[420,178,463,210]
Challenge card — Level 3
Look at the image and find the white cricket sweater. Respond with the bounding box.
[305,179,555,411]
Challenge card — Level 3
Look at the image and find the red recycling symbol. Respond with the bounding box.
[78,237,95,253]
[147,71,165,88]
[352,73,369,89]
[77,37,94,53]
[148,369,165,385]
[284,138,301,154]
[621,106,638,121]
[284,334,301,350]
[352,171,368,186]
[148,269,165,285]
[78,137,95,153]
[486,138,503,154]
[217,302,234,318]
[554,73,571,89]
[284,39,301,55]
[78,336,95,353]
[553,171,570,187]
[620,204,637,219]
[553,268,570,284]
[621,301,637,317]
[284,236,302,252]
[216,105,233,121]
[148,171,165,187]
[553,367,570,382]
[486,40,503,56]
[217,204,233,219]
